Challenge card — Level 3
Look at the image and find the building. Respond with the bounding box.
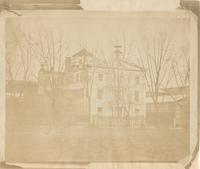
[146,87,189,128]
[38,48,146,127]
[6,80,37,101]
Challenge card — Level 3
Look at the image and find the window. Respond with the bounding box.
[76,73,79,83]
[116,106,127,117]
[80,72,85,82]
[135,108,142,126]
[98,74,104,81]
[65,75,70,84]
[97,107,103,114]
[44,76,49,85]
[134,91,140,102]
[135,76,140,85]
[97,89,103,100]
[119,88,124,98]
[135,108,139,115]
[57,76,63,86]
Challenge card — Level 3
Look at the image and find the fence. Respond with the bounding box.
[92,115,145,127]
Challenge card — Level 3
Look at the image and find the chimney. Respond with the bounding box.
[65,57,71,72]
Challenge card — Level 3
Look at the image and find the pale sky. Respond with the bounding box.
[81,0,180,10]
[6,12,190,83]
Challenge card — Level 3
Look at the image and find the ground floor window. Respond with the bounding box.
[97,107,103,114]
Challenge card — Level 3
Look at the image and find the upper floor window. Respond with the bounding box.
[80,72,85,82]
[73,73,80,83]
[135,108,141,125]
[135,108,140,116]
[97,107,103,114]
[134,91,139,102]
[98,74,104,81]
[57,76,64,86]
[135,76,140,85]
[65,75,72,84]
[97,89,103,100]
[77,73,79,83]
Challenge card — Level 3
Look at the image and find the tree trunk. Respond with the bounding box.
[154,85,160,128]
[51,90,58,127]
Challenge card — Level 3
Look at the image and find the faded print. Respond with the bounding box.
[5,12,191,162]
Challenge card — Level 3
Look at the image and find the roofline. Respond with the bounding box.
[71,48,93,57]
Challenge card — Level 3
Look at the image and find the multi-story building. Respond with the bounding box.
[38,48,146,127]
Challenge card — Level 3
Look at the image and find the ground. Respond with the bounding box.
[5,99,189,163]
[5,123,189,163]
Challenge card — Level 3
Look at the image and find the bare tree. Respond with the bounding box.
[17,36,32,81]
[86,55,98,125]
[171,48,190,88]
[6,49,20,81]
[6,27,37,102]
[164,47,190,113]
[136,31,174,126]
[101,45,139,127]
[29,31,69,126]
[6,31,22,81]
[6,26,40,82]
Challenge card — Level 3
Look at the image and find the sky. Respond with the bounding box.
[5,11,191,84]
[81,0,180,10]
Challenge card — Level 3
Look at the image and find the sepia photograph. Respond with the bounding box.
[3,11,197,164]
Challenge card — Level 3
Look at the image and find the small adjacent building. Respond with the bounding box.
[146,87,189,128]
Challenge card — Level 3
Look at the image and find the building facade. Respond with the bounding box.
[38,48,146,127]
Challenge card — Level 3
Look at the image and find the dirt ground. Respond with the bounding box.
[5,123,189,163]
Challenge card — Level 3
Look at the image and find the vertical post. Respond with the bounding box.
[0,15,5,162]
[114,45,122,124]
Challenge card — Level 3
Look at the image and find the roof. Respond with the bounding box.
[176,96,189,102]
[72,48,93,57]
[6,80,37,86]
[146,86,189,103]
[39,70,65,76]
[146,86,189,97]
[120,60,145,72]
[71,49,108,68]
[145,95,184,103]
[71,49,145,72]
[6,80,37,93]
[161,86,189,95]
[146,91,167,97]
